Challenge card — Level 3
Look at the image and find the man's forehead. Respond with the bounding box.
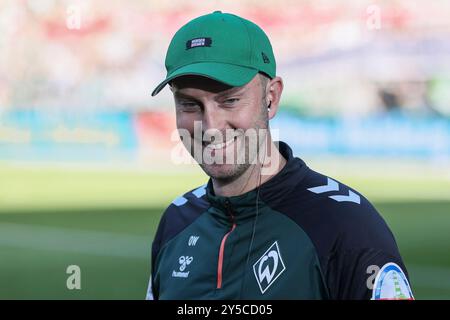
[171,75,258,96]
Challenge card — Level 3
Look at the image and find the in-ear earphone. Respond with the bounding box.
[267,101,272,112]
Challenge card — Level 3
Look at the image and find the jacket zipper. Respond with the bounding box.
[216,200,236,289]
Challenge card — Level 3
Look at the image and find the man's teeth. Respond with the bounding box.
[206,138,235,150]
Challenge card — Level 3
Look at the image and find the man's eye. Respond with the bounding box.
[178,102,200,111]
[180,102,197,107]
[223,98,239,104]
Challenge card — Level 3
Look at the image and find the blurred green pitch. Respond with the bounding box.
[0,164,449,299]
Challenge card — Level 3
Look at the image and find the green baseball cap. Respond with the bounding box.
[151,10,276,96]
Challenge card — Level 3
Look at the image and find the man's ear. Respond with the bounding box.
[267,76,284,120]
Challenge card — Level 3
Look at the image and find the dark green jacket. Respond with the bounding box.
[147,142,413,300]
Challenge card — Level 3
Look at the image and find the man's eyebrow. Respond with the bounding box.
[215,86,247,98]
[173,86,247,100]
[173,92,200,100]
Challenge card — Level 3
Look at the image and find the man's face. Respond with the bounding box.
[171,74,269,182]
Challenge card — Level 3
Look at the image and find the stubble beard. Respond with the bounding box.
[197,107,269,183]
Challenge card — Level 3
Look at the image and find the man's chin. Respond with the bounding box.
[200,163,250,181]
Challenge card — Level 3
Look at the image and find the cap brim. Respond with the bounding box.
[151,62,259,96]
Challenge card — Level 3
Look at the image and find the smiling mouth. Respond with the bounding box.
[203,136,237,150]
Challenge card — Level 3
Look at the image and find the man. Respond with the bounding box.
[147,11,414,300]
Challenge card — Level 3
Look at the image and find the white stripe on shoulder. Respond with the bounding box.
[172,196,188,206]
[172,184,207,207]
[192,184,207,198]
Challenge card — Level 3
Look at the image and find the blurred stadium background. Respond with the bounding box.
[1,0,449,299]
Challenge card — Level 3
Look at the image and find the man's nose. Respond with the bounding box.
[202,103,226,132]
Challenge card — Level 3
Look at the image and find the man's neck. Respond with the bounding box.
[211,140,287,197]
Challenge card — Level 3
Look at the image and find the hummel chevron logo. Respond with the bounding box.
[307,177,339,193]
[307,178,361,204]
[172,184,207,207]
[329,190,360,204]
